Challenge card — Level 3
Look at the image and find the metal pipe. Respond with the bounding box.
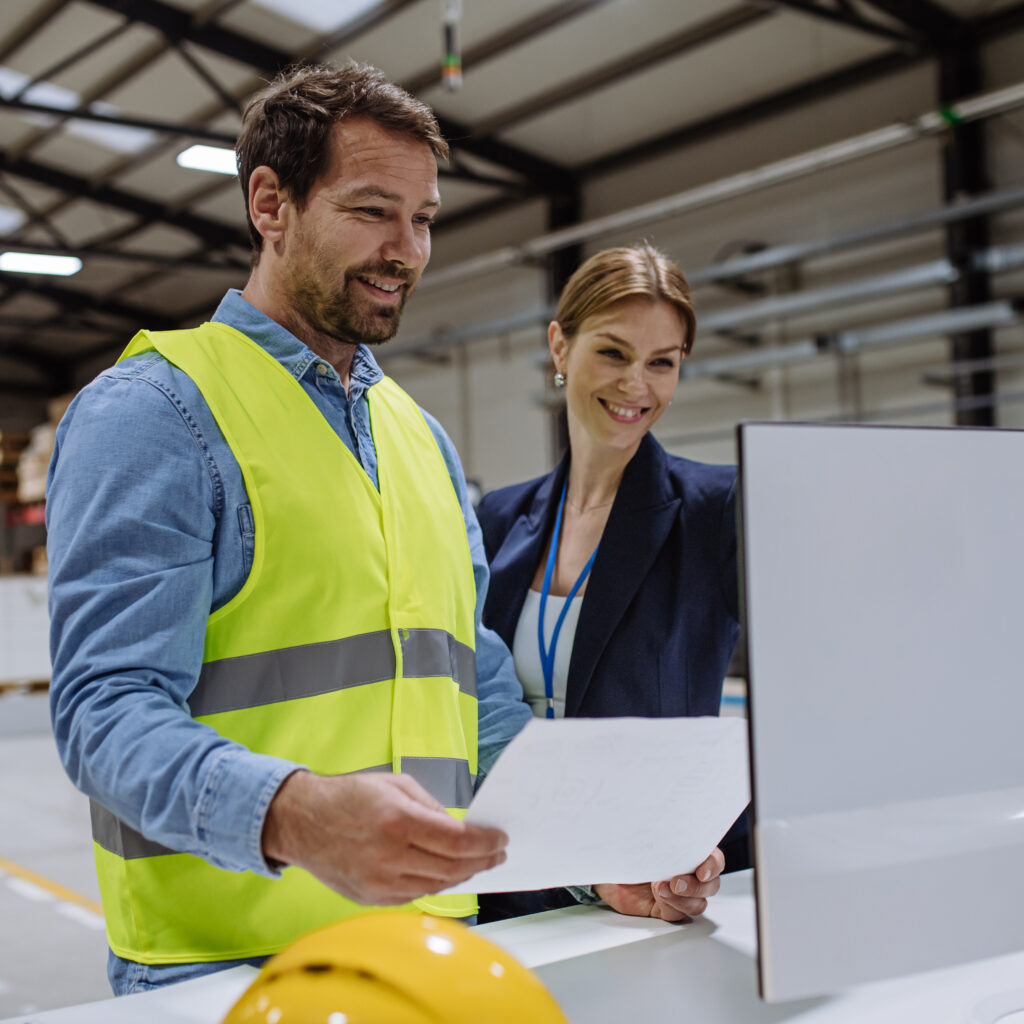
[687,183,1024,284]
[680,301,1019,379]
[390,242,1024,360]
[421,80,1024,293]
[657,389,1024,450]
[700,259,958,333]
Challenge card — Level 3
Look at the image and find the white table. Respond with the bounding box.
[4,872,1023,1024]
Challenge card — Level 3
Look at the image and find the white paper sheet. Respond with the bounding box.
[445,716,750,894]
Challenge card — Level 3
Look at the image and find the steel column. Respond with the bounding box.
[940,48,995,427]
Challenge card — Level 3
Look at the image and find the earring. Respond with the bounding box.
[553,372,566,389]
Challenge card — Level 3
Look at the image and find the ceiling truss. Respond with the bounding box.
[0,0,1022,393]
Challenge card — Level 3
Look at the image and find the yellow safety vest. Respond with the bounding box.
[91,321,478,963]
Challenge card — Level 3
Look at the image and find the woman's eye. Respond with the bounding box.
[599,348,625,360]
[651,358,677,368]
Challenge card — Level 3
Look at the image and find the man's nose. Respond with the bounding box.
[382,221,426,269]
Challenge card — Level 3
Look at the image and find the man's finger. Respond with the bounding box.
[652,881,706,919]
[669,872,721,900]
[695,846,726,882]
[403,809,509,860]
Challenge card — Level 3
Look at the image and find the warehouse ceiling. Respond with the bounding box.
[0,0,1022,403]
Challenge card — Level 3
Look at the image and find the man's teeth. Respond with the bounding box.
[360,277,400,293]
[605,401,642,418]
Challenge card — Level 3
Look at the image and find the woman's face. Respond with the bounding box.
[551,296,685,454]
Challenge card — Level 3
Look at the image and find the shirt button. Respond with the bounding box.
[316,363,329,375]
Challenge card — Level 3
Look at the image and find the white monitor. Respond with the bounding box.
[738,422,1024,1003]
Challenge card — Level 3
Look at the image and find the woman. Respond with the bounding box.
[477,245,747,923]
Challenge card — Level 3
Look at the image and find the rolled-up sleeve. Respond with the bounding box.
[47,368,300,876]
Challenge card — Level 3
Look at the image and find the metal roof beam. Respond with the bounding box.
[0,96,238,145]
[433,116,576,192]
[401,0,617,95]
[83,0,292,74]
[0,0,74,65]
[0,155,249,252]
[0,277,176,333]
[859,0,965,48]
[0,345,69,381]
[976,0,1024,38]
[768,0,920,45]
[83,0,575,193]
[580,48,921,180]
[471,5,775,136]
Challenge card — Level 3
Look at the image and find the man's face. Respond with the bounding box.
[279,117,440,346]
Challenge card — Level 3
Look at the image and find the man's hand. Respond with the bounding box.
[262,770,507,905]
[593,847,725,922]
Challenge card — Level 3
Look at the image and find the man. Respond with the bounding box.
[47,62,721,995]
[47,61,531,994]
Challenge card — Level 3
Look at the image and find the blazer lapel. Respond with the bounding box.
[487,457,569,649]
[565,435,681,717]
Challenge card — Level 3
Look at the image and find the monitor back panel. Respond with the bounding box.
[739,422,1024,1001]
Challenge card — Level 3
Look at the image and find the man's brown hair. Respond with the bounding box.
[236,61,449,261]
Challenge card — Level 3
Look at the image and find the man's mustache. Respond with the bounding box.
[346,263,416,286]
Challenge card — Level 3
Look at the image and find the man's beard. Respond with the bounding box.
[293,262,414,347]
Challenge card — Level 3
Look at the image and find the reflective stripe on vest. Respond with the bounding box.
[91,756,476,859]
[95,323,479,963]
[188,627,476,718]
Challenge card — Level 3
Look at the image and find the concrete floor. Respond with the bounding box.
[0,693,110,1019]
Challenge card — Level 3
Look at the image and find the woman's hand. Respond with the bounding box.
[594,847,725,921]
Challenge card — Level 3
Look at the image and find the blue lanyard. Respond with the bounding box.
[538,479,599,718]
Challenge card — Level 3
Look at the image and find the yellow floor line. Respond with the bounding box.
[0,856,103,916]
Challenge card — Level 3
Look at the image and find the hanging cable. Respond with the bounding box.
[441,0,462,91]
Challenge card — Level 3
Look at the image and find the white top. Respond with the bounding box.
[511,588,584,718]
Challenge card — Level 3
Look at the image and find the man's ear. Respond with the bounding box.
[248,166,288,244]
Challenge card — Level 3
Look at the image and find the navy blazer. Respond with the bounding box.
[476,433,747,921]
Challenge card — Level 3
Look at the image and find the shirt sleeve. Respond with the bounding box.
[419,410,532,780]
[46,364,301,876]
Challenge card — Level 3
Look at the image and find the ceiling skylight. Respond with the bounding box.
[0,252,82,276]
[0,207,26,235]
[0,65,155,154]
[252,0,381,32]
[176,144,238,176]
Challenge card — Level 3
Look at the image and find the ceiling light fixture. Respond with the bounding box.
[253,0,380,31]
[0,252,83,276]
[176,144,238,175]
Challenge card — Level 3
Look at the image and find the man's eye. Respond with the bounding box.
[414,215,434,226]
[360,207,384,216]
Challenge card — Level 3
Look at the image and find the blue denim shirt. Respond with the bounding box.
[46,288,531,880]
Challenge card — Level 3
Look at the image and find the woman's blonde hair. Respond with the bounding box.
[554,244,697,354]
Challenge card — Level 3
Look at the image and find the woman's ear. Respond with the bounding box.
[548,320,568,374]
[248,166,288,245]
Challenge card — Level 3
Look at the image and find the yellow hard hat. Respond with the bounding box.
[221,912,570,1024]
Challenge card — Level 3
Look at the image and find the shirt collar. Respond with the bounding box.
[211,289,384,389]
